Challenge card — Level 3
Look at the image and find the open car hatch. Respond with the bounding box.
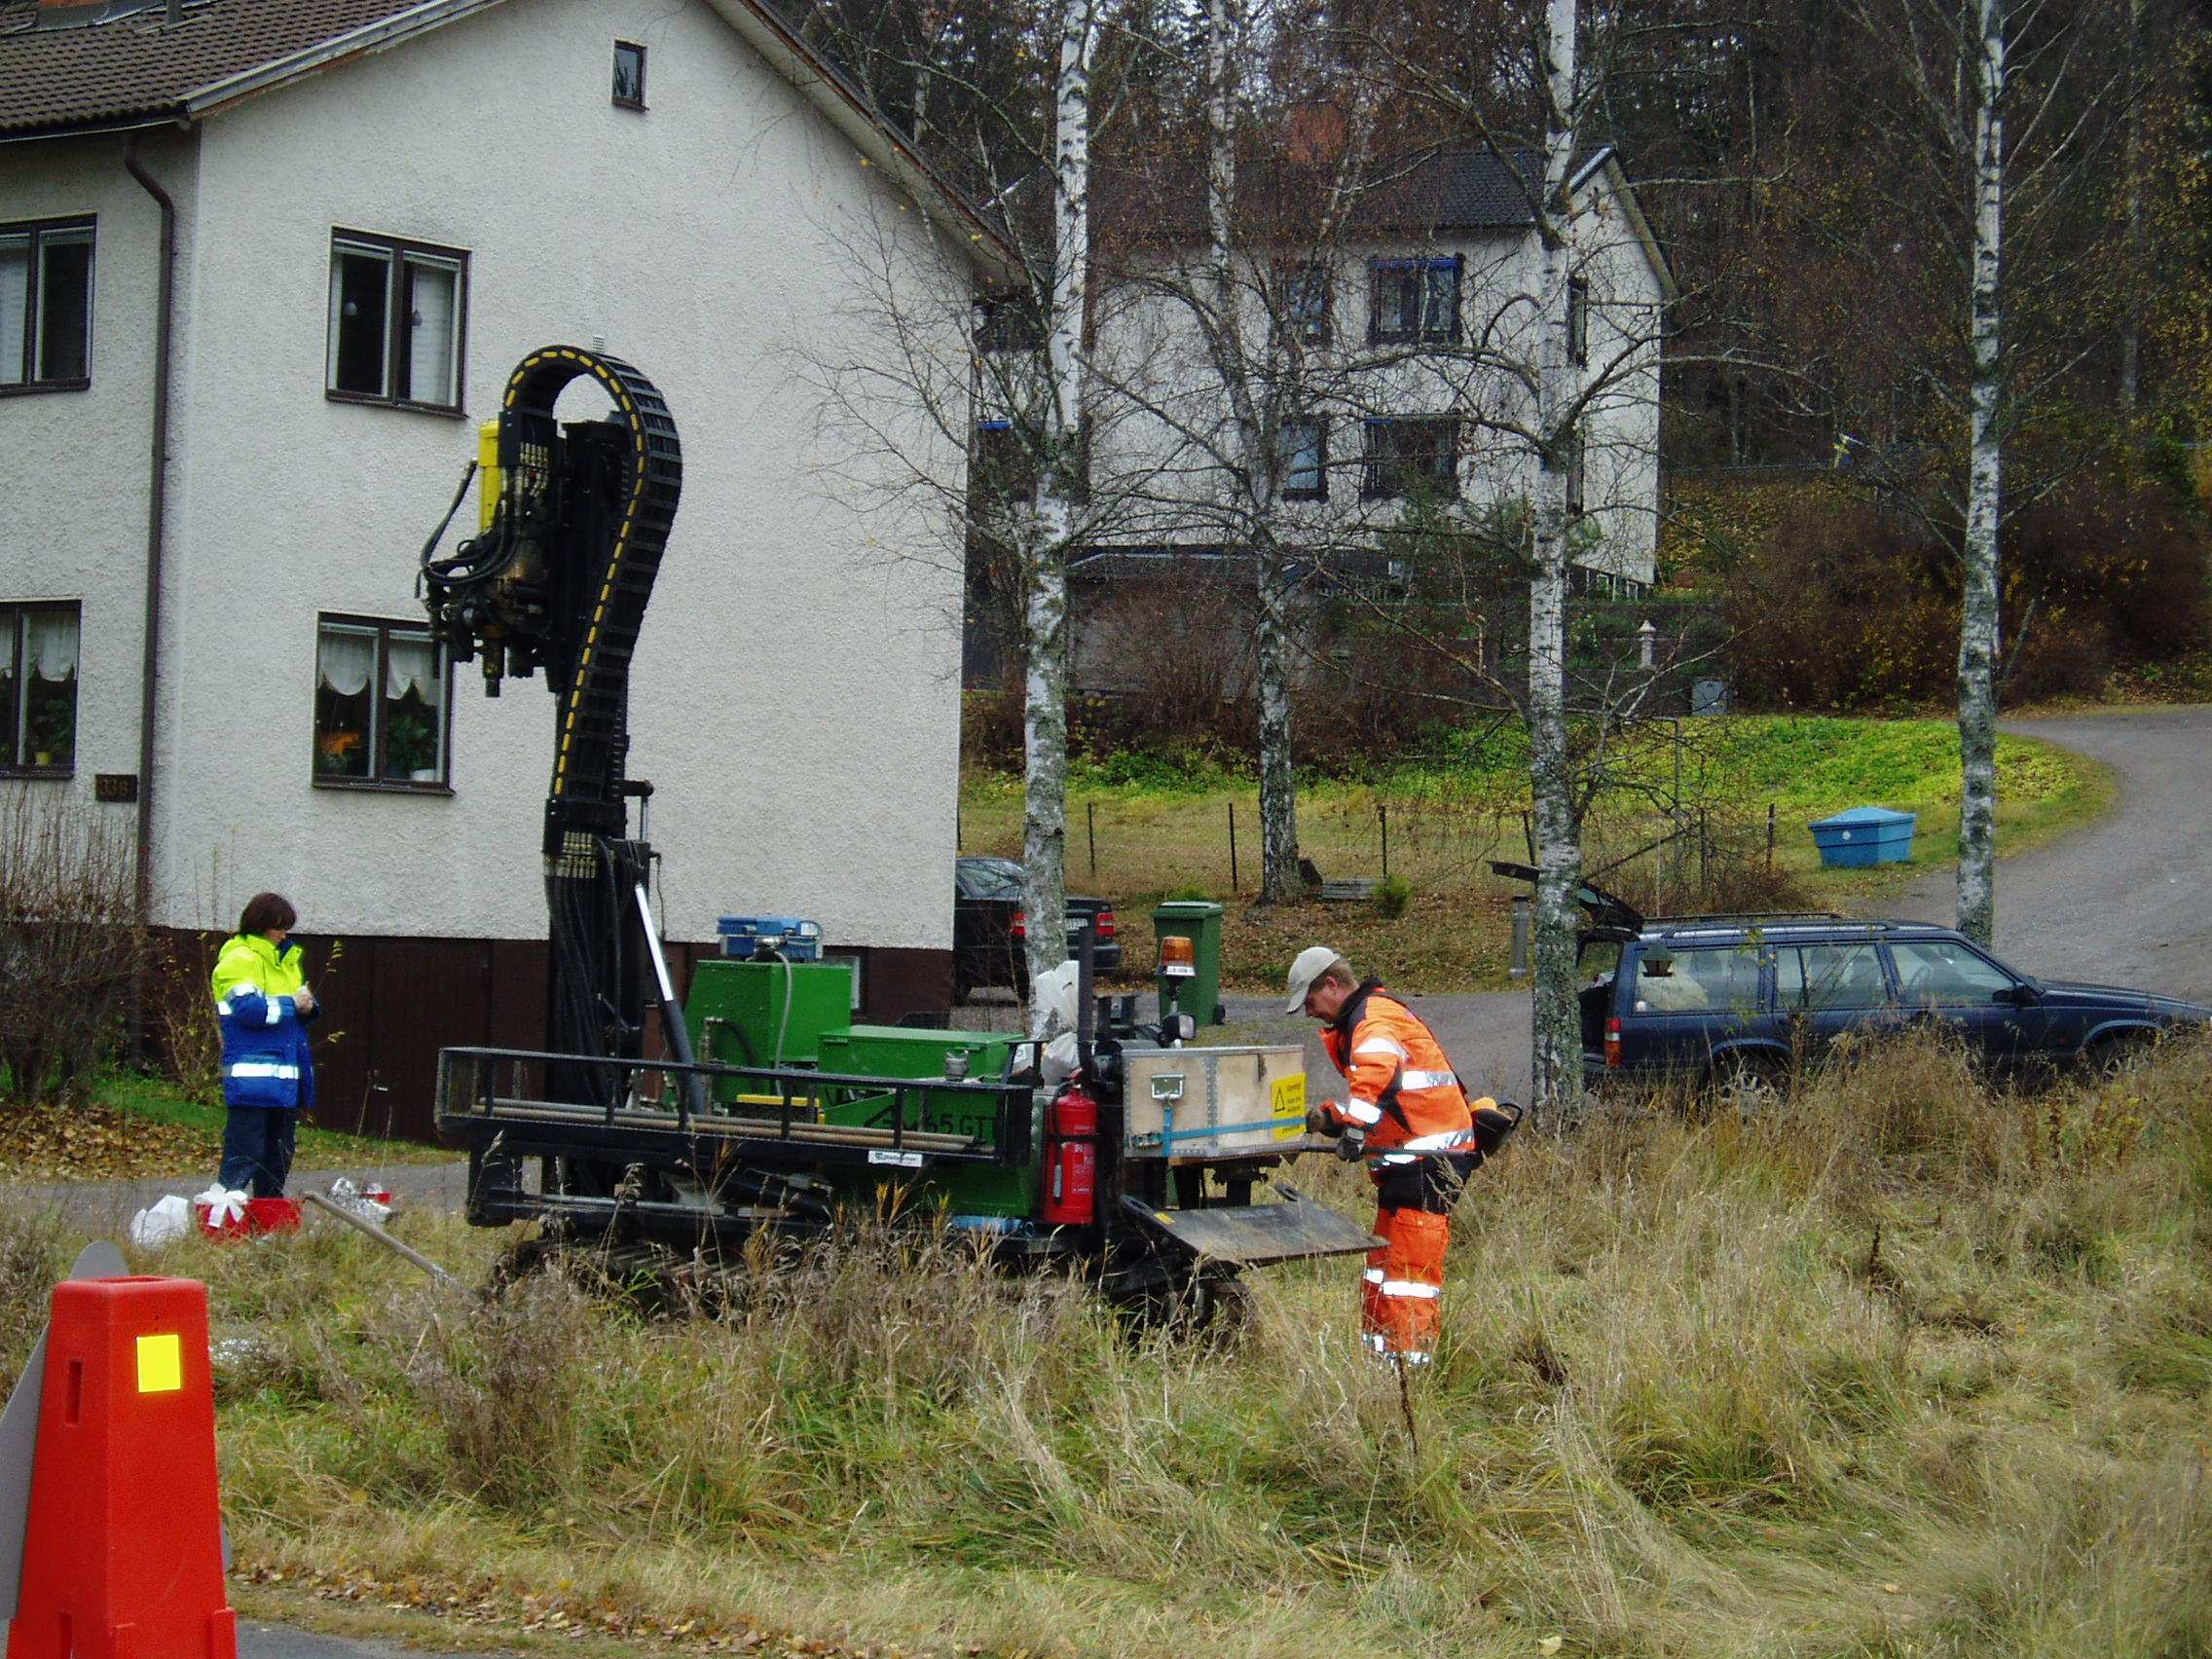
[1490,860,1645,933]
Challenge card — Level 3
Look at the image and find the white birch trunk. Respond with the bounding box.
[2120,0,2142,410]
[1021,0,1096,1025]
[1203,0,1300,903]
[1956,0,2006,950]
[1527,0,1585,1115]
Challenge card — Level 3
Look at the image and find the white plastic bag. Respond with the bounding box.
[1031,960,1084,1084]
[128,1194,192,1246]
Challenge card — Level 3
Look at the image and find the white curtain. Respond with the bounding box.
[385,634,437,702]
[0,237,26,385]
[26,609,77,681]
[317,627,375,696]
[406,258,459,404]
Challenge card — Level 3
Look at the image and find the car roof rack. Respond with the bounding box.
[1646,910,1847,927]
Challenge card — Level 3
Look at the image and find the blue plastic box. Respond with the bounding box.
[718,915,824,960]
[1808,807,1917,868]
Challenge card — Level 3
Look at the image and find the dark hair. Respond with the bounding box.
[238,892,298,939]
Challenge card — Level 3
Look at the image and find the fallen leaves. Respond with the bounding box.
[0,1101,210,1181]
[234,1561,934,1658]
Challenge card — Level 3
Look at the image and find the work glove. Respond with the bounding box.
[1333,1126,1368,1163]
[1305,1104,1338,1137]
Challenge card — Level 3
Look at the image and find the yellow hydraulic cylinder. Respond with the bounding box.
[477,419,502,531]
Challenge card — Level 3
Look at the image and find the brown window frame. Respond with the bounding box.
[312,611,454,794]
[1567,276,1590,366]
[0,215,94,397]
[613,40,647,108]
[0,600,82,777]
[324,229,470,415]
[1360,416,1459,500]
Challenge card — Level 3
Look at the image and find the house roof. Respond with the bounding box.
[0,0,1018,276]
[1099,142,1675,301]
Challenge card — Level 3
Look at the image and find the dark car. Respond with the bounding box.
[1513,866,2212,1104]
[953,856,1122,1004]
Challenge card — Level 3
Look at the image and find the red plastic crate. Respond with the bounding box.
[195,1197,304,1239]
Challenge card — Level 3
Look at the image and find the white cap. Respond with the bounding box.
[1284,945,1346,1014]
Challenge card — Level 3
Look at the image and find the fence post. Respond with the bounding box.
[1380,802,1389,882]
[1229,801,1238,894]
[1766,802,1776,875]
[1088,800,1097,878]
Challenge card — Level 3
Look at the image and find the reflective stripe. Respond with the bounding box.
[1362,1333,1388,1353]
[1401,1069,1457,1091]
[1378,1152,1416,1165]
[1353,1036,1409,1060]
[1379,1280,1441,1300]
[1343,1099,1383,1125]
[226,1061,300,1081]
[1362,1269,1385,1284]
[215,1001,235,1016]
[1401,1127,1474,1153]
[230,982,261,998]
[265,1000,283,1025]
[1396,1350,1432,1365]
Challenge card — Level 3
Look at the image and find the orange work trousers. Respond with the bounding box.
[1360,1204,1451,1364]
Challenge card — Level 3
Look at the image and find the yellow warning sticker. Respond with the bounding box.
[1271,1073,1308,1138]
[136,1332,182,1395]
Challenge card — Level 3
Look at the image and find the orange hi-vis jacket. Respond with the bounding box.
[1318,981,1476,1163]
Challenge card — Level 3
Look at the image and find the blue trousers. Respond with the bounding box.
[218,1105,298,1198]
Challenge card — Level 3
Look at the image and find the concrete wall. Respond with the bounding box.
[99,0,974,954]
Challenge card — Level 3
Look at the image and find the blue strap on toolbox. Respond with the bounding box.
[718,915,824,960]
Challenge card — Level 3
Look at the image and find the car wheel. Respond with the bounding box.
[1711,1051,1788,1116]
[2085,1030,2154,1082]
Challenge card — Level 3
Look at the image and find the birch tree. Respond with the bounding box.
[1806,0,2132,948]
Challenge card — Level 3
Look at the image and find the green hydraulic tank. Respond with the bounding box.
[687,959,855,1102]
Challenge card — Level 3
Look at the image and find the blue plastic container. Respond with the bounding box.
[1808,806,1917,868]
[717,915,824,960]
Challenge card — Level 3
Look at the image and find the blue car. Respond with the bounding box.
[1485,866,2212,1101]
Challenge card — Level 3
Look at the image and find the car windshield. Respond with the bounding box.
[959,860,1023,901]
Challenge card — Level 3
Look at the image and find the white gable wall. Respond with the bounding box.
[152,0,967,948]
[0,130,199,833]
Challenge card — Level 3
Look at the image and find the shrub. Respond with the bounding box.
[0,793,145,1107]
[1373,874,1412,918]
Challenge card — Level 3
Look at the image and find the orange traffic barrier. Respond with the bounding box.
[6,1276,236,1659]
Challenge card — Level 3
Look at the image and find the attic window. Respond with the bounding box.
[613,41,646,108]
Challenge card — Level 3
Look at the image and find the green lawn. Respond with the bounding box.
[962,716,2114,992]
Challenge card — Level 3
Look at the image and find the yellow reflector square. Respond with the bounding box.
[136,1332,183,1394]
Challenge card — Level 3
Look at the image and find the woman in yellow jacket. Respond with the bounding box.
[211,892,321,1197]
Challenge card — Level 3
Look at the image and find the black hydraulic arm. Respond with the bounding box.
[420,348,691,1096]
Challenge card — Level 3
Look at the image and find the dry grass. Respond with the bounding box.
[5,1027,2207,1658]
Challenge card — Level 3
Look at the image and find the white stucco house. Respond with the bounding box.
[0,0,1007,1129]
[965,140,1675,693]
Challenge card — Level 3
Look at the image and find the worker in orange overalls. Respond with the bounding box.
[1288,946,1519,1366]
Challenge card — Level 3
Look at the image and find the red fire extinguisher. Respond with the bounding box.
[1042,1078,1098,1226]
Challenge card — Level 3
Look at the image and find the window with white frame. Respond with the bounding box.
[1368,256,1459,345]
[0,602,81,773]
[313,614,449,789]
[0,217,93,391]
[1361,417,1458,499]
[1279,418,1327,499]
[326,231,467,410]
